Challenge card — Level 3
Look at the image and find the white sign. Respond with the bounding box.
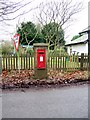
[13,34,20,51]
[40,56,43,62]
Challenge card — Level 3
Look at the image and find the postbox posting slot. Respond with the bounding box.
[39,52,44,54]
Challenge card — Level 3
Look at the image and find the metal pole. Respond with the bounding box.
[88,3,90,120]
[88,30,90,52]
[0,55,2,74]
[88,30,90,80]
[88,2,90,80]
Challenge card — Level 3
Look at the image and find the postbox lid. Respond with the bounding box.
[33,43,48,47]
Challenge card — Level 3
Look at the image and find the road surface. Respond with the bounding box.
[1,84,89,118]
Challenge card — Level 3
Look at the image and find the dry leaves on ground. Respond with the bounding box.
[1,70,89,89]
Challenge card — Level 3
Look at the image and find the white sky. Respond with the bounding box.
[0,0,90,43]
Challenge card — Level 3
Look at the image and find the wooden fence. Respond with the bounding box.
[1,53,89,71]
[2,54,34,70]
[48,54,88,71]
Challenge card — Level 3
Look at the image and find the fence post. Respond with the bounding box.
[0,55,2,74]
[80,53,84,70]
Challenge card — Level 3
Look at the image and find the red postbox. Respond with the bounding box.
[37,49,46,69]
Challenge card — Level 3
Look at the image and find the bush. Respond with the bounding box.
[27,49,34,56]
[17,46,34,56]
[1,41,14,54]
[49,47,68,56]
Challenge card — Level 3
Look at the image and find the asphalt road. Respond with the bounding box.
[2,84,88,118]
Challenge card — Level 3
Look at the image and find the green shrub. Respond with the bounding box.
[27,49,34,56]
[1,41,14,54]
[49,47,68,56]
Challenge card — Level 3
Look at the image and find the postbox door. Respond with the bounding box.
[37,49,46,69]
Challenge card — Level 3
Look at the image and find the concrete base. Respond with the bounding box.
[34,69,48,79]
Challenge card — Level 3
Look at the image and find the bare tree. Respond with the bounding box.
[0,0,39,42]
[35,0,83,49]
[0,0,37,22]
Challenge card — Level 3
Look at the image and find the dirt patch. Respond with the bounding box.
[0,70,89,89]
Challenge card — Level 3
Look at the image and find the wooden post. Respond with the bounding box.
[65,56,67,72]
[0,55,2,74]
[80,53,84,70]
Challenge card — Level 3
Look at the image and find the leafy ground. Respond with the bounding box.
[0,70,89,89]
